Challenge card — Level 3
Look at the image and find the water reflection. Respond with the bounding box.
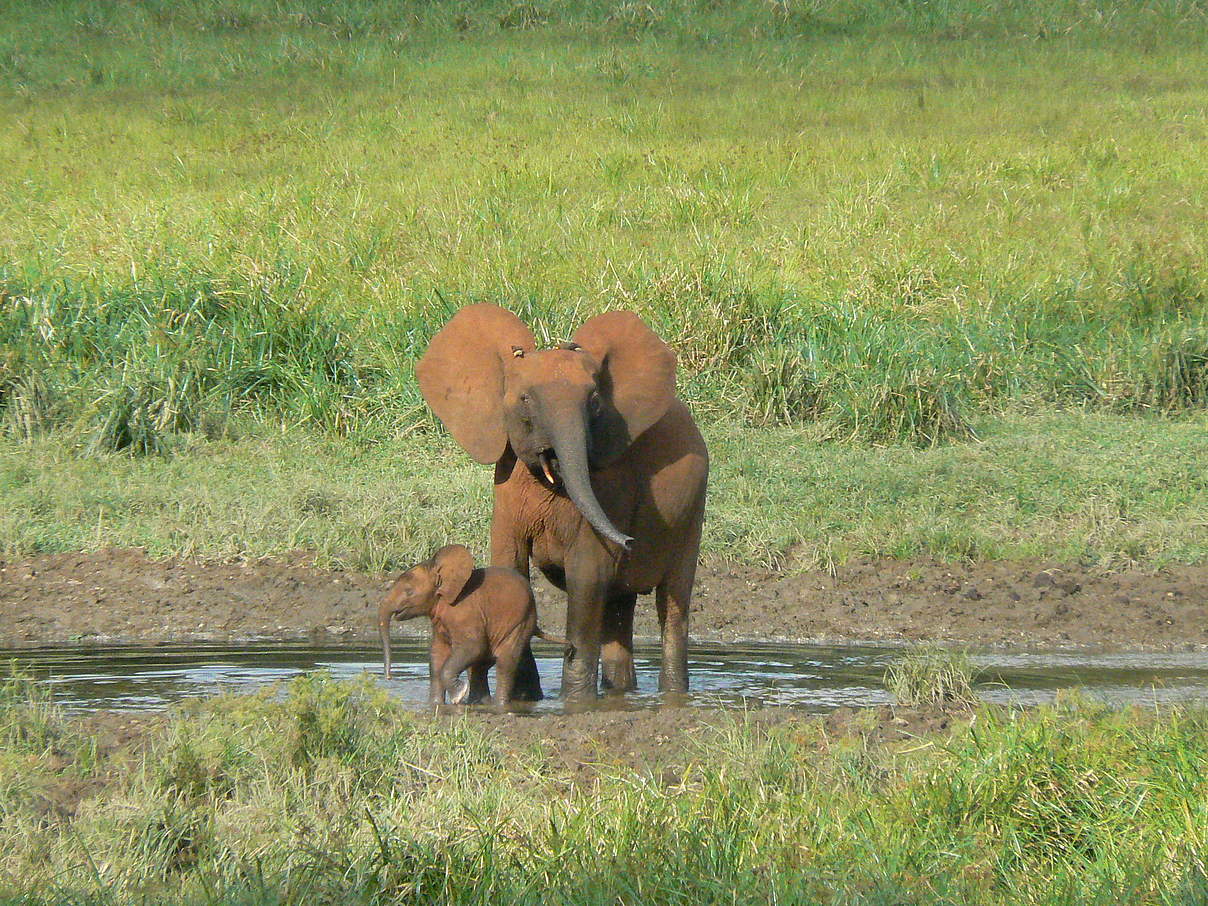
[3,642,1207,714]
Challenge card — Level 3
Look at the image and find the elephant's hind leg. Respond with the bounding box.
[601,593,638,693]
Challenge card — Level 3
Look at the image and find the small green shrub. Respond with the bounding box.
[497,1,552,29]
[152,722,252,801]
[85,352,208,455]
[282,671,389,768]
[0,663,64,755]
[884,646,977,707]
[120,795,215,877]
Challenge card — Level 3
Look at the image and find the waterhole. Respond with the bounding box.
[5,641,1208,713]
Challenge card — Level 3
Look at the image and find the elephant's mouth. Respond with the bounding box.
[536,448,561,489]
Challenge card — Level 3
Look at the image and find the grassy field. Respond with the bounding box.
[1,0,1207,565]
[3,411,1207,570]
[0,668,1205,905]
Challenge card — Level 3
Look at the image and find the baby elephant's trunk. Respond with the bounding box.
[379,604,395,679]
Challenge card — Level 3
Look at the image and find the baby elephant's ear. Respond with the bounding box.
[433,544,475,605]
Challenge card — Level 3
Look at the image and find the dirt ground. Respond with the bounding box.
[2,547,1206,651]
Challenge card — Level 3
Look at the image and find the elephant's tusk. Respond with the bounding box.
[540,454,557,486]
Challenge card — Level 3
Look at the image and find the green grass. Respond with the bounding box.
[1,0,1207,565]
[2,410,1206,570]
[0,671,1205,904]
[2,0,1208,447]
[885,646,977,707]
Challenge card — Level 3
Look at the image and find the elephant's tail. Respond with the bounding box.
[533,627,574,653]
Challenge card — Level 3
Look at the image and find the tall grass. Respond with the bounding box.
[0,674,1205,904]
[3,265,1207,450]
[4,410,1207,569]
[4,0,1208,56]
[0,273,380,452]
[1,1,1207,447]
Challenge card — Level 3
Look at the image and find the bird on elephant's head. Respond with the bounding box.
[416,304,707,701]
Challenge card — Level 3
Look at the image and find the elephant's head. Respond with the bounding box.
[379,544,475,678]
[416,305,677,551]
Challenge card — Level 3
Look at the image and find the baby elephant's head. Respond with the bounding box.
[379,544,475,678]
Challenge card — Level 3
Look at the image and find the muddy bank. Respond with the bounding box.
[2,548,1206,650]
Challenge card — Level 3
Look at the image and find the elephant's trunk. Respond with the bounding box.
[379,604,394,679]
[548,417,634,551]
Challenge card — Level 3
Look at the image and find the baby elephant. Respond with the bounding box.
[378,544,569,707]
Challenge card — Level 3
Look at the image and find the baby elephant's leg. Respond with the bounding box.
[492,650,520,708]
[492,624,535,710]
[439,645,482,703]
[428,638,452,706]
[458,665,490,705]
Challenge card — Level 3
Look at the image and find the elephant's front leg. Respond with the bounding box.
[490,524,543,702]
[655,573,692,694]
[561,555,609,701]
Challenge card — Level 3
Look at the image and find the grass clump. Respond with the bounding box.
[910,698,1208,879]
[884,646,977,707]
[0,678,1206,904]
[0,274,374,452]
[0,664,66,755]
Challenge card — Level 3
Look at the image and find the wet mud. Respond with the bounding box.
[2,548,1206,651]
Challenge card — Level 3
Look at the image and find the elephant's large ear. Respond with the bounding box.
[416,304,536,464]
[433,544,475,606]
[573,311,676,465]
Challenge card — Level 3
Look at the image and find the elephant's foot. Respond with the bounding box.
[658,671,688,694]
[560,667,600,702]
[600,643,637,693]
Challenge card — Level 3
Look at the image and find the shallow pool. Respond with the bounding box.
[4,641,1208,713]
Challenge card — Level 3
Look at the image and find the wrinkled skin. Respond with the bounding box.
[379,544,567,708]
[417,306,709,700]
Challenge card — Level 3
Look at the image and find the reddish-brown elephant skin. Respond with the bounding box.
[417,305,709,700]
[378,544,568,707]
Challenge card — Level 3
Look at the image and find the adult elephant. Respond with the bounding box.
[417,304,708,700]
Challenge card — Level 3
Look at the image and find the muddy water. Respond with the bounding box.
[5,641,1208,714]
